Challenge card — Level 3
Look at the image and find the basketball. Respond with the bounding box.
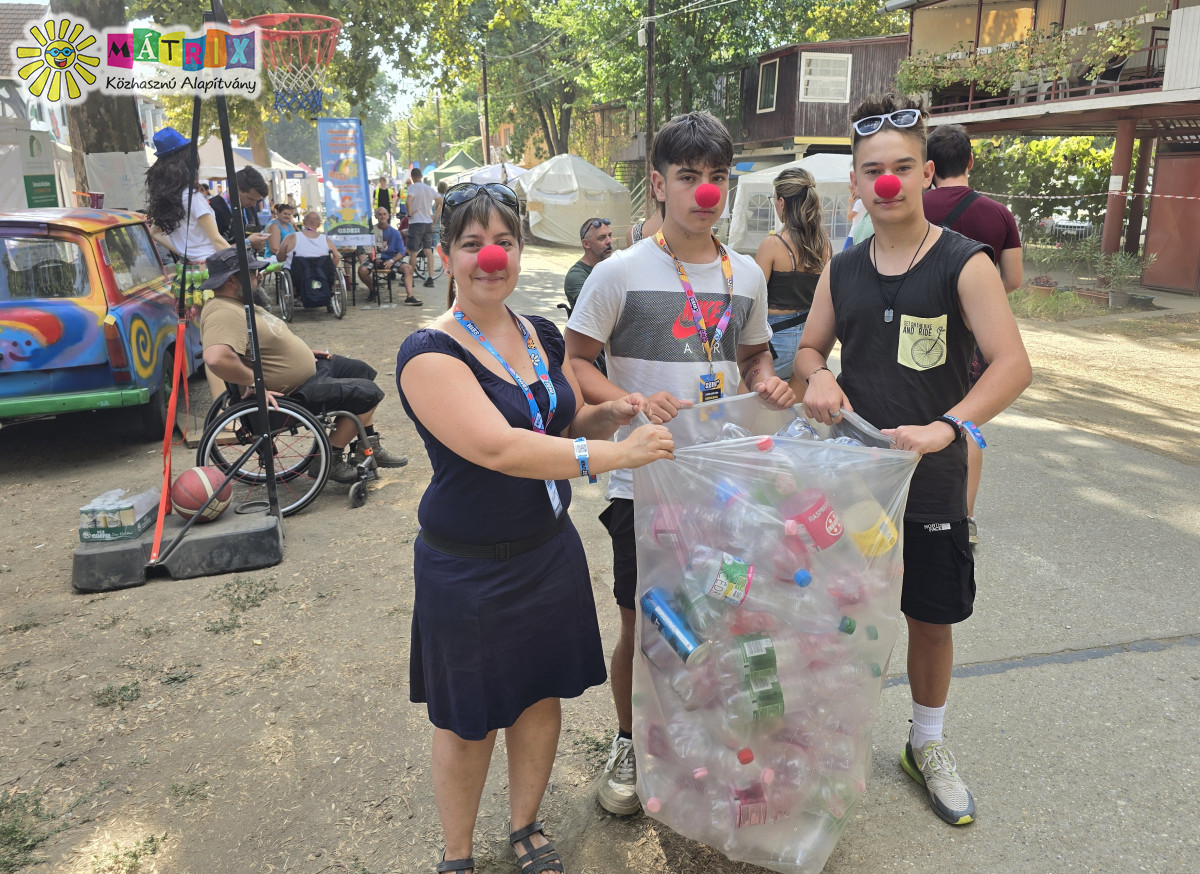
[171,467,232,522]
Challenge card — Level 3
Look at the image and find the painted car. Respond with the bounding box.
[0,207,203,438]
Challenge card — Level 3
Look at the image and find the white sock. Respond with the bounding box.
[911,702,945,750]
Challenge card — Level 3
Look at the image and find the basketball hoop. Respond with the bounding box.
[238,13,341,114]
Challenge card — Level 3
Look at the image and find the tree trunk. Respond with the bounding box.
[557,86,575,154]
[53,0,144,193]
[534,103,555,160]
[246,106,271,168]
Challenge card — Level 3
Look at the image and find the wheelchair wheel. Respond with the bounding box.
[330,267,346,319]
[195,397,332,517]
[276,269,294,322]
[202,389,235,435]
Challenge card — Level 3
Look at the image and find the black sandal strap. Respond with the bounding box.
[516,843,564,873]
[508,820,545,850]
[435,855,474,873]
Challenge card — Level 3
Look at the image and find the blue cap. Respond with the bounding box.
[792,569,812,587]
[152,126,191,158]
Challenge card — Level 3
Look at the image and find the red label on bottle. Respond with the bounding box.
[791,492,843,550]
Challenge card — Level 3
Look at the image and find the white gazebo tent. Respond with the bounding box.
[727,152,854,254]
[513,154,631,246]
[443,161,528,188]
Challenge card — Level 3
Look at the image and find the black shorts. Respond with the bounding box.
[290,355,383,417]
[598,498,638,611]
[407,222,434,252]
[900,518,975,625]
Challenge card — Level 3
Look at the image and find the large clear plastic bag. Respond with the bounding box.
[630,393,919,873]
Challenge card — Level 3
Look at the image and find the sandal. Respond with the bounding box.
[509,821,564,873]
[435,850,474,873]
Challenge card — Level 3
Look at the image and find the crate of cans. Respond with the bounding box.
[630,393,918,873]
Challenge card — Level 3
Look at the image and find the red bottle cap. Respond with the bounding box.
[737,747,755,765]
[756,436,774,451]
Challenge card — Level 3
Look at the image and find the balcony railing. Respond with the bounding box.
[913,11,1170,116]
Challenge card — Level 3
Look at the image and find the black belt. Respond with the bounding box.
[418,516,566,560]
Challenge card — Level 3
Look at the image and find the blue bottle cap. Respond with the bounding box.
[792,569,812,587]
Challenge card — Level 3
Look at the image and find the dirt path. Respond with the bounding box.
[1,246,1196,874]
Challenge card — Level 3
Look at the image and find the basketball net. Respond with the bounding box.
[239,14,341,114]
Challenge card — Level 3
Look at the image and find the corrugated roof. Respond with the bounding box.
[0,4,51,79]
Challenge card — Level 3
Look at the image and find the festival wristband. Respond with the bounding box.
[938,415,986,449]
[804,366,832,384]
[574,437,597,483]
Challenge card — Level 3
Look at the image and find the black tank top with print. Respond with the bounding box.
[830,229,989,521]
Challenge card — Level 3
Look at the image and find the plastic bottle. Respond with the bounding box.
[641,631,717,709]
[720,672,786,726]
[829,471,899,559]
[779,487,874,588]
[775,416,820,441]
[750,436,804,504]
[711,631,810,689]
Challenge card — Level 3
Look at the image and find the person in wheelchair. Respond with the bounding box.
[357,207,418,305]
[276,211,343,314]
[197,247,408,483]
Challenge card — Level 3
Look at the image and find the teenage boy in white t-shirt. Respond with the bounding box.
[565,110,795,817]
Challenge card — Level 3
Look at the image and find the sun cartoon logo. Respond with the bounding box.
[14,18,100,103]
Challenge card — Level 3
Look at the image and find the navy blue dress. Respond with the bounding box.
[396,315,607,740]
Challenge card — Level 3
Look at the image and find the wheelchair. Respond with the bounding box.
[412,244,444,283]
[196,387,376,516]
[273,263,347,322]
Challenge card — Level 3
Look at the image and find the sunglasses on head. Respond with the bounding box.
[852,109,923,137]
[580,218,611,239]
[443,182,519,211]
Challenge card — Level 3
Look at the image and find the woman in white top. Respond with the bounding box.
[144,127,227,263]
[275,211,342,266]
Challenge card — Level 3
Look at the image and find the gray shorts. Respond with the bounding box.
[407,222,434,252]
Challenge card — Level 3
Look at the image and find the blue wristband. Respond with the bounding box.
[939,415,986,449]
[573,437,597,483]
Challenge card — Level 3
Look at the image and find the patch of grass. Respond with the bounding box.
[204,616,241,634]
[135,622,172,640]
[0,661,30,677]
[159,668,193,687]
[1010,288,1109,321]
[93,682,141,709]
[89,833,164,874]
[130,756,150,767]
[208,577,278,613]
[385,604,410,617]
[1086,312,1200,340]
[93,614,128,630]
[0,789,57,872]
[254,657,282,674]
[167,780,206,805]
[67,780,113,814]
[571,730,611,769]
[5,619,41,634]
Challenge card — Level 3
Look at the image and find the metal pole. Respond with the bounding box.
[481,52,491,164]
[645,0,656,218]
[208,0,281,522]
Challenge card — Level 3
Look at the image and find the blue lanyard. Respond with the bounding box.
[453,305,557,434]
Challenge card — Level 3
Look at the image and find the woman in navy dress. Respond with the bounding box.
[396,182,675,874]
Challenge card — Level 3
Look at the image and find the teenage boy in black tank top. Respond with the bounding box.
[794,94,1031,827]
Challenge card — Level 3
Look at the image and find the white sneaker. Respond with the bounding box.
[901,727,976,825]
[597,734,640,815]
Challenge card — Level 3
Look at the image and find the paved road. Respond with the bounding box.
[509,247,1200,873]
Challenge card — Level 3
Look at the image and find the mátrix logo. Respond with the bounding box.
[12,16,262,105]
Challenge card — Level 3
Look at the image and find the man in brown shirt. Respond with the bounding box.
[198,248,407,481]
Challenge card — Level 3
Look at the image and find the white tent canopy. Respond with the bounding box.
[513,154,631,246]
[443,161,527,188]
[728,152,854,254]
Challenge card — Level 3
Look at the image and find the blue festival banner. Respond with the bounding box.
[317,118,372,247]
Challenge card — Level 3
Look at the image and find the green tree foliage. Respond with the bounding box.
[969,136,1117,230]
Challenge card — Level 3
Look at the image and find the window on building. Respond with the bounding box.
[747,193,775,234]
[800,52,852,103]
[757,59,779,114]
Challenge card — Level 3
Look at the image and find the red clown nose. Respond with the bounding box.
[695,183,721,209]
[874,174,902,199]
[477,245,508,273]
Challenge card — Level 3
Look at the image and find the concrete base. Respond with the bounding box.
[72,507,283,592]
